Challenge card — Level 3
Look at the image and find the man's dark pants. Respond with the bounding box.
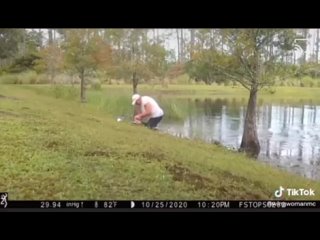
[144,116,163,129]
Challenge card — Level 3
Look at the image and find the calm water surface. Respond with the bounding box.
[159,98,320,180]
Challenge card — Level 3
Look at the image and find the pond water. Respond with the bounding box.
[158,98,320,181]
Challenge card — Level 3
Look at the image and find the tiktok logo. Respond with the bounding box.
[274,186,315,197]
[274,186,285,198]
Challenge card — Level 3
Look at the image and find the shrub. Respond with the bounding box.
[91,82,102,90]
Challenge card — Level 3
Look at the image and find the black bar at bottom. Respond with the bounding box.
[6,201,129,209]
[2,200,320,209]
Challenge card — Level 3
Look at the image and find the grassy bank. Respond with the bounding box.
[21,83,320,122]
[1,84,320,200]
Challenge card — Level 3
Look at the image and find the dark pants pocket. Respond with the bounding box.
[147,116,163,129]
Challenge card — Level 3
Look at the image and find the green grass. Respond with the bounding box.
[1,84,320,200]
[24,83,320,121]
[23,84,192,121]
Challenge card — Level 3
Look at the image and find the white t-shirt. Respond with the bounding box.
[140,96,164,118]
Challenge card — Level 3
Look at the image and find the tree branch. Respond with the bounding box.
[235,78,251,91]
[258,76,274,90]
[213,64,251,90]
[239,54,255,81]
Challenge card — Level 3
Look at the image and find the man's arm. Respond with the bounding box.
[135,103,152,120]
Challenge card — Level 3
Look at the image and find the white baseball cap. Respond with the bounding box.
[132,94,141,105]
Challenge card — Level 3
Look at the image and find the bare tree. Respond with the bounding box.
[176,29,180,63]
[190,29,195,60]
[316,29,319,64]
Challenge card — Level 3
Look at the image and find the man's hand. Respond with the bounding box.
[133,115,142,124]
[134,103,152,123]
[134,115,142,121]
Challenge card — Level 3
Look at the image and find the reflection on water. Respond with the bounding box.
[159,98,320,181]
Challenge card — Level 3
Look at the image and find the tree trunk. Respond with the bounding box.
[53,29,56,42]
[180,29,184,63]
[302,29,308,63]
[48,29,54,84]
[240,88,260,157]
[316,29,319,64]
[132,71,138,94]
[210,29,215,49]
[156,29,159,44]
[80,69,86,103]
[269,41,273,61]
[220,33,224,53]
[48,29,53,44]
[176,29,180,63]
[281,51,284,63]
[131,40,138,94]
[38,29,43,49]
[50,70,55,85]
[21,31,26,56]
[190,29,195,60]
